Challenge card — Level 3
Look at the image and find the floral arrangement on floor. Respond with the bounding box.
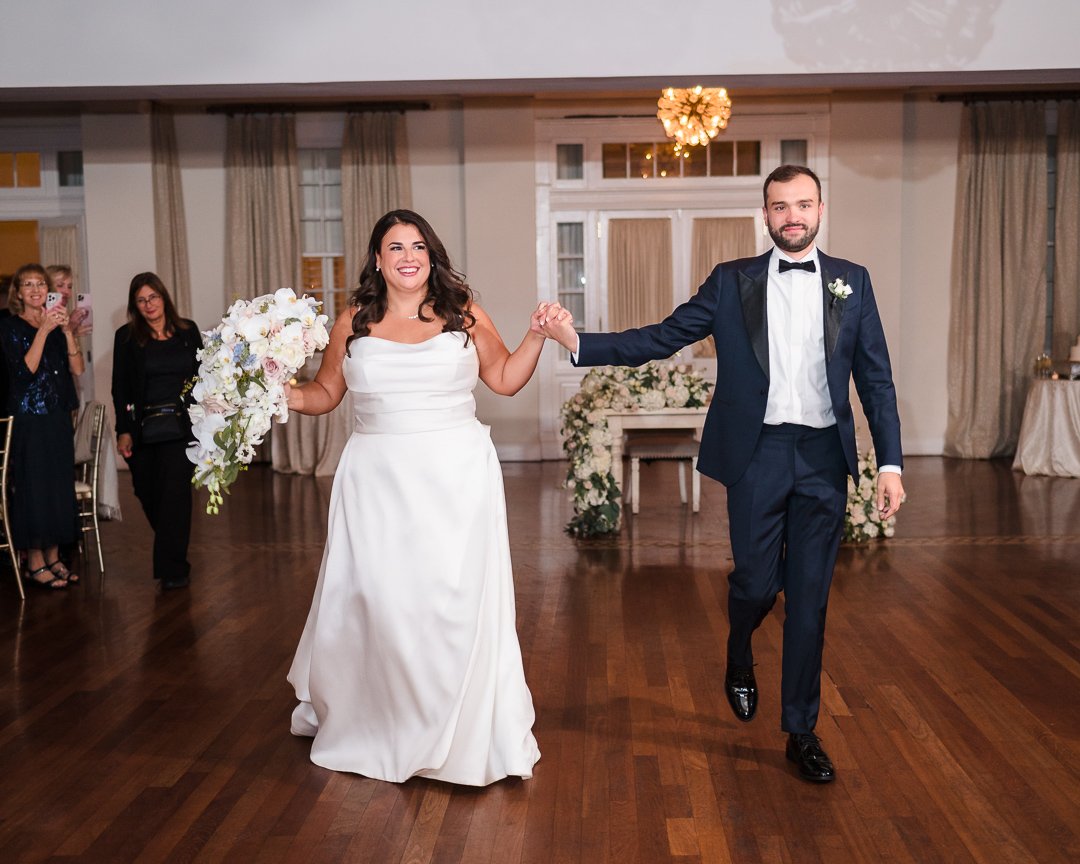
[844,446,897,542]
[561,361,712,537]
[186,288,330,514]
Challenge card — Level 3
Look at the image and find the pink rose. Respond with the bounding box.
[261,356,285,381]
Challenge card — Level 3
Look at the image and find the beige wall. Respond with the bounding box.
[828,94,960,456]
[174,113,227,330]
[82,113,157,415]
[899,98,962,455]
[407,106,466,269]
[461,101,542,460]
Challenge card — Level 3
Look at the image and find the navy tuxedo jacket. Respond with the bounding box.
[576,249,902,487]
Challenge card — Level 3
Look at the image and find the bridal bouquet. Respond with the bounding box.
[561,361,712,537]
[186,288,330,514]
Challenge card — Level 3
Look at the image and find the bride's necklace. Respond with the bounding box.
[394,305,422,320]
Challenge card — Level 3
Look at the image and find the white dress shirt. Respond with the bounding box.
[765,248,833,427]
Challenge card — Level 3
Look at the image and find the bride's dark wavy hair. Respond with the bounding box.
[347,209,475,353]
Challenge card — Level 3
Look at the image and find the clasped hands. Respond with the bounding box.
[531,302,578,352]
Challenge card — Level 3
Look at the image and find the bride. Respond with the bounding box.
[285,209,568,785]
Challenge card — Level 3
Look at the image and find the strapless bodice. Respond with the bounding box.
[343,331,478,434]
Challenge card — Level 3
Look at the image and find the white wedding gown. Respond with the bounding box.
[287,331,540,785]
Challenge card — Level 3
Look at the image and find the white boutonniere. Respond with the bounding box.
[828,278,853,300]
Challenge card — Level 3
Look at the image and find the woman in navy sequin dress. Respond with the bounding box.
[0,264,84,590]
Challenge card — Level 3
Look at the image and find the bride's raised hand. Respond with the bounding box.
[530,302,554,336]
[540,305,576,351]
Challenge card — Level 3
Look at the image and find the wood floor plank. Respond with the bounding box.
[0,457,1077,863]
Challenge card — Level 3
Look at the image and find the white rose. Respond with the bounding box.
[593,448,612,474]
[641,390,665,411]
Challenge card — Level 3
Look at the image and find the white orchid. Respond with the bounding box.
[187,288,329,514]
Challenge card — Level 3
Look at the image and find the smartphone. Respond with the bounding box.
[45,292,64,310]
[76,293,93,327]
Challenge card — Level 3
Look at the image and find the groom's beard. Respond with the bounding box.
[769,220,819,254]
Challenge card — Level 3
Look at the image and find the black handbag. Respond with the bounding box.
[140,401,187,444]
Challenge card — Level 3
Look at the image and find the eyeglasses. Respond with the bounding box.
[136,294,162,306]
[20,280,47,289]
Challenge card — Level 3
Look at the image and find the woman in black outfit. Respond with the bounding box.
[111,273,201,590]
[0,264,85,590]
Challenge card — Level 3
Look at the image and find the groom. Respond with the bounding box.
[541,165,904,783]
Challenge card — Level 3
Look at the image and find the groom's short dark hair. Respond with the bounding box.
[763,165,822,205]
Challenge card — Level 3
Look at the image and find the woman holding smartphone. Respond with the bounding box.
[0,263,84,589]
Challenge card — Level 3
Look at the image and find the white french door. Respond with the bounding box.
[538,207,765,458]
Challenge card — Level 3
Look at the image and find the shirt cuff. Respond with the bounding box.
[878,465,902,476]
[570,333,581,364]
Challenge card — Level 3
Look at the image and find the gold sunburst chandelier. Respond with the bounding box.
[657,86,732,153]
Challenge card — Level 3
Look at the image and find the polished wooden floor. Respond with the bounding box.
[1,456,1078,863]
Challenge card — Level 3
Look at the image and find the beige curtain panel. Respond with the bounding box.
[342,112,413,290]
[1054,100,1080,361]
[271,404,352,477]
[225,114,302,303]
[607,218,673,332]
[690,217,756,357]
[40,225,79,288]
[151,107,192,316]
[945,101,1048,458]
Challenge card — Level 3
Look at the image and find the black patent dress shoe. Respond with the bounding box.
[786,733,835,783]
[724,665,758,722]
[162,575,190,590]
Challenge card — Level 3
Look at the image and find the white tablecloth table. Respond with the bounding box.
[604,407,708,497]
[1012,379,1080,478]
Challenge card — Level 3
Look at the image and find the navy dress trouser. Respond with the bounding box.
[724,423,849,735]
[127,439,193,583]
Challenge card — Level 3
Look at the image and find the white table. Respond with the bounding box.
[605,407,709,496]
[1012,379,1080,478]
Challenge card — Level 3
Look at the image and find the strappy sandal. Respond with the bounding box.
[46,559,79,585]
[23,565,68,591]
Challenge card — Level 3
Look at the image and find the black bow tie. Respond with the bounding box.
[778,259,816,273]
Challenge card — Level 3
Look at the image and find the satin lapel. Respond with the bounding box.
[820,256,846,362]
[738,255,770,379]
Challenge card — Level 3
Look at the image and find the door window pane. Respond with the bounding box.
[655,144,681,179]
[709,141,735,176]
[557,222,584,256]
[781,139,808,166]
[735,141,761,176]
[682,145,708,177]
[629,143,653,179]
[556,144,584,180]
[602,143,627,178]
[556,221,585,330]
[14,153,41,187]
[58,151,83,187]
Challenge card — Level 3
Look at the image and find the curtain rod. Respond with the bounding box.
[205,101,430,115]
[936,91,1080,104]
